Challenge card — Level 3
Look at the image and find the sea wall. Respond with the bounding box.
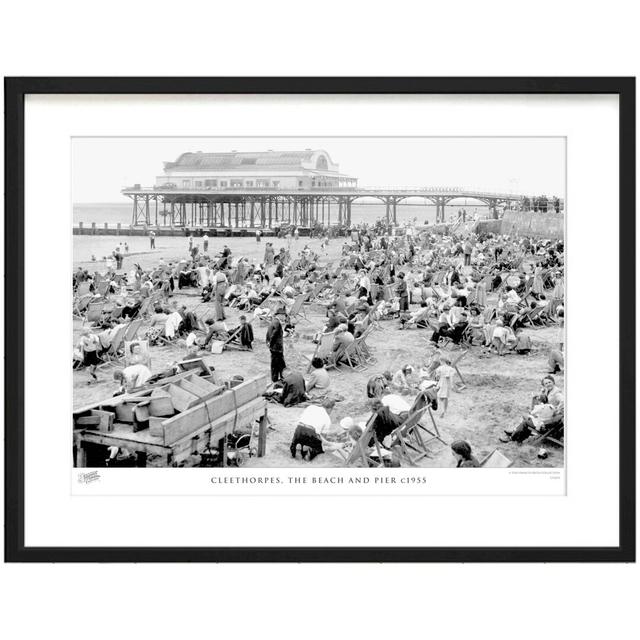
[499,210,565,240]
[423,212,564,240]
[73,224,283,238]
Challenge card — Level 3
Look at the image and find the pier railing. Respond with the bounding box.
[123,185,535,200]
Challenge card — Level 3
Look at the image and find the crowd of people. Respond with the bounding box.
[73,215,565,467]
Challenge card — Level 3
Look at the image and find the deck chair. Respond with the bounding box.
[353,326,376,364]
[304,281,326,303]
[222,317,256,351]
[257,296,285,322]
[482,306,497,324]
[443,349,468,388]
[98,324,128,367]
[288,294,308,322]
[176,357,214,377]
[343,413,389,468]
[301,331,336,373]
[123,318,143,343]
[76,282,92,296]
[511,305,534,327]
[530,418,564,448]
[389,392,448,465]
[73,293,94,318]
[479,449,513,468]
[85,302,105,325]
[338,340,366,371]
[96,280,110,297]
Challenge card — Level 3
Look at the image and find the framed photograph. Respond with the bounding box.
[5,77,635,562]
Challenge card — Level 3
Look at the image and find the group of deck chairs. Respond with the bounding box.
[338,390,513,468]
[304,313,378,372]
[74,282,165,369]
[342,392,447,467]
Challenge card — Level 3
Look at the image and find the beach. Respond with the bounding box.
[73,232,563,469]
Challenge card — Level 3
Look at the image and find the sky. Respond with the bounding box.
[72,137,566,203]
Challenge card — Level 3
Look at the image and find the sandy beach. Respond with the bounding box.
[73,233,564,469]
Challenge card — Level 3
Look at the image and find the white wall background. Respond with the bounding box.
[0,2,638,640]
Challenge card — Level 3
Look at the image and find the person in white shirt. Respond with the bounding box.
[113,364,152,391]
[289,399,336,460]
[501,395,559,443]
[491,319,509,356]
[381,393,411,415]
[165,310,183,339]
[505,286,521,305]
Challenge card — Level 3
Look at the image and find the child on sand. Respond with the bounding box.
[435,356,455,417]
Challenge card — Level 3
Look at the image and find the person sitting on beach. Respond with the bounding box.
[451,440,480,467]
[306,357,331,399]
[112,363,152,392]
[278,367,307,407]
[490,319,510,356]
[201,281,214,302]
[466,307,485,345]
[121,297,141,320]
[368,398,405,447]
[143,307,169,345]
[500,396,559,444]
[96,319,120,353]
[164,308,183,340]
[367,371,392,398]
[325,309,348,333]
[333,324,355,352]
[399,303,431,330]
[201,318,230,348]
[128,342,148,366]
[177,264,196,289]
[391,365,414,392]
[177,305,198,335]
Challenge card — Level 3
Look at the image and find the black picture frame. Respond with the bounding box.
[4,77,635,563]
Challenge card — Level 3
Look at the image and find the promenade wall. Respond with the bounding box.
[499,210,564,239]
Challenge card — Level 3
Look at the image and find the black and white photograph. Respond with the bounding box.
[72,137,566,472]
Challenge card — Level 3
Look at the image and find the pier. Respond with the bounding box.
[121,185,556,229]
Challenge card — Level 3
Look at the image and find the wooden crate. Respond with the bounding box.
[161,377,267,445]
[90,409,115,432]
[166,383,200,412]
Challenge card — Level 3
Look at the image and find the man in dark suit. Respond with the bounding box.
[266,310,286,382]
